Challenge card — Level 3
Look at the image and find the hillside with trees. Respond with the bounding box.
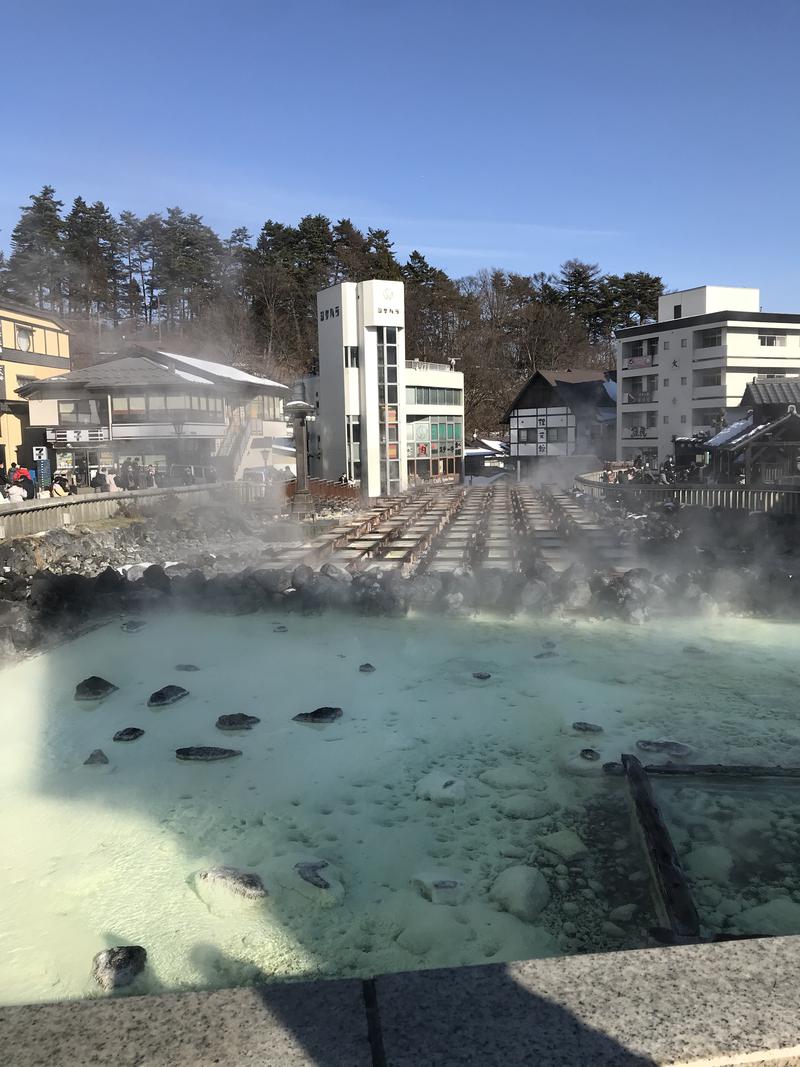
[0,186,664,431]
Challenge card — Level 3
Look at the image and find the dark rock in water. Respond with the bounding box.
[175,664,200,672]
[92,946,147,991]
[472,671,491,680]
[573,721,603,734]
[637,739,692,758]
[75,676,118,702]
[293,706,343,724]
[198,865,267,898]
[579,748,601,762]
[148,685,189,708]
[273,625,288,633]
[683,645,706,655]
[291,564,315,590]
[84,749,109,765]
[176,747,242,761]
[359,663,376,673]
[320,562,352,584]
[120,620,146,633]
[216,713,260,731]
[294,860,330,889]
[142,564,172,595]
[542,639,557,650]
[113,727,144,742]
[535,651,558,659]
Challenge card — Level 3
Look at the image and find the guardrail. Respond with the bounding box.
[574,473,800,514]
[0,481,272,540]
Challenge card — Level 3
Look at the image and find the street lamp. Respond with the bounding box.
[285,382,314,516]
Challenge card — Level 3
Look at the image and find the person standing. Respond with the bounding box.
[145,463,157,488]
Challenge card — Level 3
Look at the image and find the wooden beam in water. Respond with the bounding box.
[606,761,800,780]
[621,753,701,940]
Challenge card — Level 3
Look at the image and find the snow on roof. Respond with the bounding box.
[156,350,287,390]
[706,415,753,448]
[480,439,508,452]
[172,367,215,385]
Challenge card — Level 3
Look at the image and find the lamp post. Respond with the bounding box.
[285,382,314,516]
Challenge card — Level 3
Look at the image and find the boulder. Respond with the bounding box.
[175,747,242,761]
[142,564,171,594]
[92,946,147,991]
[415,771,465,805]
[537,829,587,862]
[272,856,345,907]
[84,749,109,765]
[148,685,189,708]
[497,794,557,820]
[411,870,468,906]
[216,713,260,731]
[320,562,352,584]
[75,676,118,702]
[197,866,267,899]
[519,580,550,611]
[490,866,550,922]
[292,706,343,724]
[291,564,315,590]
[359,663,376,673]
[113,728,144,742]
[252,567,293,595]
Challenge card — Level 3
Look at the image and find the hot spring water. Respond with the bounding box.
[1,610,799,1004]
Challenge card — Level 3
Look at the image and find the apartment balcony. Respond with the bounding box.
[621,354,658,371]
[621,427,658,441]
[622,391,657,405]
[692,345,726,362]
[692,385,724,400]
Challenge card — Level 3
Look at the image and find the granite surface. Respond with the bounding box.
[3,938,800,1066]
[376,937,800,1066]
[0,978,372,1067]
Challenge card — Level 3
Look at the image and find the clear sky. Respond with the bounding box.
[3,0,800,306]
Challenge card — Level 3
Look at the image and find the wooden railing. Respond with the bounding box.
[574,473,800,514]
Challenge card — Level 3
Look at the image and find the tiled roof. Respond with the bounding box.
[742,378,800,407]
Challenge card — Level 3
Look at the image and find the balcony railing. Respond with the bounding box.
[622,427,658,440]
[405,360,457,372]
[623,391,657,404]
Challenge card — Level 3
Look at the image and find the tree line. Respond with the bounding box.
[0,185,664,430]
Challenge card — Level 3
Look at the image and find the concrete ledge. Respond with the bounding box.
[0,979,372,1067]
[375,937,800,1066]
[4,937,800,1066]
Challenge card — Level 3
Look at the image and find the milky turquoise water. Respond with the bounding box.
[1,609,799,1004]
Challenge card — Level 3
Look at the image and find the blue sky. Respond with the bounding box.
[4,0,800,305]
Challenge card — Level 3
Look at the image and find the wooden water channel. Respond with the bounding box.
[270,483,636,577]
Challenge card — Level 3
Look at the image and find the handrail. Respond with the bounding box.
[574,473,800,514]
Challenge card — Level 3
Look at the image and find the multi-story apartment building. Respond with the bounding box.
[305,280,464,497]
[0,300,70,469]
[615,286,800,466]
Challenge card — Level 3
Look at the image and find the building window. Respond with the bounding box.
[673,304,682,318]
[663,378,669,387]
[697,370,722,388]
[376,326,400,494]
[681,338,687,348]
[58,399,101,425]
[663,341,670,351]
[680,415,687,424]
[697,328,722,349]
[405,386,462,406]
[663,416,669,425]
[646,338,658,357]
[680,376,687,386]
[344,346,360,367]
[758,334,785,347]
[546,427,567,443]
[15,326,32,352]
[646,410,657,428]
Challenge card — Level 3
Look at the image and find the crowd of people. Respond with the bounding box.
[601,454,680,486]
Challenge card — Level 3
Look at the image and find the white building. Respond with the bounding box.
[616,286,800,466]
[305,280,464,497]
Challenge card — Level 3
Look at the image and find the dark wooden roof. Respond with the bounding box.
[741,379,800,408]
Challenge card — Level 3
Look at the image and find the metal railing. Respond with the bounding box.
[405,360,457,372]
[574,472,800,514]
[623,392,657,404]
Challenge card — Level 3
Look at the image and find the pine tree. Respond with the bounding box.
[7,185,66,310]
